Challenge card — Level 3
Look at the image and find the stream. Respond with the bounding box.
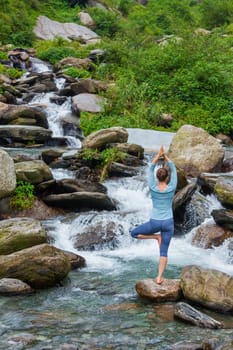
[0,59,233,350]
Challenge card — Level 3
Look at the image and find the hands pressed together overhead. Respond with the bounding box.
[152,145,169,164]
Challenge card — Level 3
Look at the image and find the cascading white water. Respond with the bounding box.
[28,60,82,149]
[45,132,233,277]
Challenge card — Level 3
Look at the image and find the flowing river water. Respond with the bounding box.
[0,60,233,350]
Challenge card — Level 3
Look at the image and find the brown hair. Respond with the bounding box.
[156,167,169,182]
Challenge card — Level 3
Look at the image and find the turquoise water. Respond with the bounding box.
[0,259,232,350]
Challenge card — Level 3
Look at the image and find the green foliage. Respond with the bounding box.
[37,46,78,64]
[200,0,233,28]
[0,52,8,60]
[10,181,35,210]
[0,64,24,79]
[63,66,92,78]
[79,148,101,162]
[88,7,121,37]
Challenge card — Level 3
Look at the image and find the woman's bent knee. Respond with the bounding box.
[130,229,138,238]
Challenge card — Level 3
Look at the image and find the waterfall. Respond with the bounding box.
[28,59,82,149]
[44,133,233,276]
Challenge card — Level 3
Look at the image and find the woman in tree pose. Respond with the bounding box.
[131,145,177,284]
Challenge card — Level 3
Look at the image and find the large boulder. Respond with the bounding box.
[0,149,16,199]
[82,127,128,149]
[180,265,233,313]
[0,102,48,128]
[33,15,99,43]
[168,125,224,177]
[0,125,52,145]
[0,243,71,289]
[43,192,116,211]
[0,217,48,255]
[15,160,53,184]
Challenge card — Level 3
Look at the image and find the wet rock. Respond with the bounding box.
[108,162,139,177]
[192,221,233,248]
[15,160,53,184]
[135,278,182,302]
[0,217,48,255]
[222,157,233,172]
[0,102,49,128]
[43,191,116,211]
[211,209,233,230]
[0,278,34,295]
[62,250,86,269]
[180,265,233,313]
[173,183,197,212]
[74,221,123,250]
[174,302,223,328]
[0,243,71,289]
[168,125,224,177]
[0,125,52,145]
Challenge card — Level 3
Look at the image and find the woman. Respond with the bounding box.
[131,145,177,284]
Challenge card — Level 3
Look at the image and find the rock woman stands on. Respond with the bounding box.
[131,145,177,284]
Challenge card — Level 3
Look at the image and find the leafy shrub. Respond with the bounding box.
[88,7,121,37]
[37,46,78,64]
[0,51,8,60]
[10,181,35,210]
[0,64,24,79]
[63,66,92,78]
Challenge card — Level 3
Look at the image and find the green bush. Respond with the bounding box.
[0,64,24,79]
[10,181,35,210]
[88,7,121,37]
[37,46,78,64]
[63,66,92,78]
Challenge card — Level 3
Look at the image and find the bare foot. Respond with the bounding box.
[155,278,164,285]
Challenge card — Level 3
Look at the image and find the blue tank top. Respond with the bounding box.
[148,161,177,220]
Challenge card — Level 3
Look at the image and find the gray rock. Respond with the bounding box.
[43,192,116,211]
[0,125,52,143]
[15,160,53,184]
[72,93,107,113]
[0,278,34,295]
[180,265,233,313]
[0,149,16,200]
[0,217,48,255]
[174,302,223,328]
[33,15,99,43]
[168,125,224,177]
[82,126,128,149]
[211,209,233,230]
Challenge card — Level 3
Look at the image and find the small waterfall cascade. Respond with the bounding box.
[28,58,82,149]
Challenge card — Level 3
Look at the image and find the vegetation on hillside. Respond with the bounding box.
[0,0,233,137]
